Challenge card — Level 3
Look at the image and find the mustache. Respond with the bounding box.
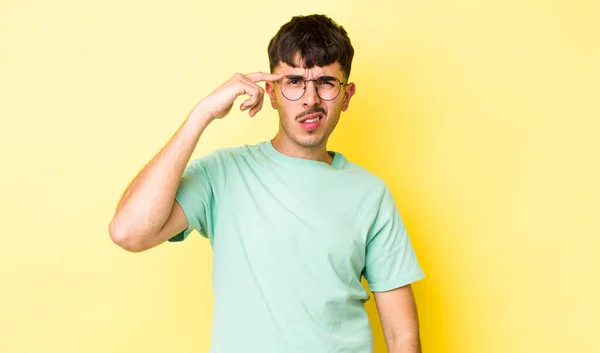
[295,107,326,120]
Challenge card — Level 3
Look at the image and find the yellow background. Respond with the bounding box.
[1,0,599,352]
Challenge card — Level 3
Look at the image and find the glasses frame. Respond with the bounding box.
[275,76,347,101]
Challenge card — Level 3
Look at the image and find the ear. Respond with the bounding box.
[265,81,278,109]
[341,82,356,112]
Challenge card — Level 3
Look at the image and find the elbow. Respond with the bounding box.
[108,219,147,253]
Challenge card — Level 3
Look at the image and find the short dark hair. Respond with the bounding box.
[267,14,354,80]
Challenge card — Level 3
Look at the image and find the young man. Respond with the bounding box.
[109,14,425,353]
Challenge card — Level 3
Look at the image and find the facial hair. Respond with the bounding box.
[279,105,341,149]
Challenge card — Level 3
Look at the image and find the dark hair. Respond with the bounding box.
[267,14,354,80]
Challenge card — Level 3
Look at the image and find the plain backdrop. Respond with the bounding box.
[1,0,599,352]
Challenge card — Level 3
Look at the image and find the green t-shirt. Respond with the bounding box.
[171,141,425,353]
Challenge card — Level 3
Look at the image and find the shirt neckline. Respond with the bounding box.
[260,140,345,171]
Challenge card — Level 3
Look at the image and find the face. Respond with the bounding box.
[265,61,356,151]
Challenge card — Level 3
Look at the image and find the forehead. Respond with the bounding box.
[274,61,343,79]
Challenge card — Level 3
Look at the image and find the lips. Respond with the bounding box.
[298,113,323,131]
[298,112,322,123]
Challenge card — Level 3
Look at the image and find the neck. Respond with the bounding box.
[271,134,333,164]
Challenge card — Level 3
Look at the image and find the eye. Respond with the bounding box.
[317,79,336,88]
[284,78,303,86]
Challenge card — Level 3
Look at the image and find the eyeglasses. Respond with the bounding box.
[275,75,347,101]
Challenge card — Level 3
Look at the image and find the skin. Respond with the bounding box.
[109,72,285,252]
[109,63,420,352]
[266,60,421,352]
[265,60,356,163]
[374,285,422,353]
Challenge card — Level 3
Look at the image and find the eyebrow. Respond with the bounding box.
[284,75,339,81]
[284,75,305,80]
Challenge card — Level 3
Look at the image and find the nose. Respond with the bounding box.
[302,80,321,107]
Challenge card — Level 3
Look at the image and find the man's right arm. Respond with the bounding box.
[108,109,211,252]
[108,72,284,252]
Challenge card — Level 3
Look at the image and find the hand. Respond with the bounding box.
[195,72,284,120]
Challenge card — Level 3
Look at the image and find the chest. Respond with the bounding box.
[213,171,380,278]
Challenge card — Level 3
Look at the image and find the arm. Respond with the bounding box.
[373,284,421,353]
[108,72,284,252]
[108,111,209,252]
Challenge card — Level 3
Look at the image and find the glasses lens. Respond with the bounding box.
[281,78,305,101]
[280,77,342,101]
[315,77,341,101]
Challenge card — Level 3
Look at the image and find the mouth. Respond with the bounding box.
[297,112,323,131]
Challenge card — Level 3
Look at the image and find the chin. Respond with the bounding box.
[294,136,327,148]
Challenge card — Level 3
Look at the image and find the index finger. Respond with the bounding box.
[245,72,285,83]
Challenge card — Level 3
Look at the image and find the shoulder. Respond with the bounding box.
[188,142,267,169]
[337,155,388,194]
[219,142,266,160]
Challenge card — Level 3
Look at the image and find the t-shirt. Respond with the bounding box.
[170,140,425,353]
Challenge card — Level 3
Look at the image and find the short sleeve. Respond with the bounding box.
[363,186,425,292]
[168,158,214,242]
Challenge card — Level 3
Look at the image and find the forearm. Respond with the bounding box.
[374,285,422,353]
[109,71,281,250]
[385,332,421,353]
[110,105,211,241]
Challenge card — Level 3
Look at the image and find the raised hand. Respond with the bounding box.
[196,72,284,120]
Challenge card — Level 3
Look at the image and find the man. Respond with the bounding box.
[109,14,425,353]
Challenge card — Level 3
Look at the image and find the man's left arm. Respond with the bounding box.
[373,284,421,353]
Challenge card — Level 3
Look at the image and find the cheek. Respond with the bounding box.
[276,100,297,118]
[326,100,343,115]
